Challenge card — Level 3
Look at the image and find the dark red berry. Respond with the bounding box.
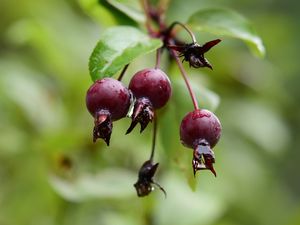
[129,68,172,109]
[126,68,172,134]
[180,109,221,148]
[86,78,131,145]
[86,78,131,120]
[180,109,222,176]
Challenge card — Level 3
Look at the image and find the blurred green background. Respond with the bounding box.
[0,0,299,225]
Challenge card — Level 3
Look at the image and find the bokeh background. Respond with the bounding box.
[0,0,299,225]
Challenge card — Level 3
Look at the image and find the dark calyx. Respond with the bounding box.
[126,97,154,134]
[134,160,166,197]
[169,39,221,69]
[93,110,112,146]
[192,139,217,177]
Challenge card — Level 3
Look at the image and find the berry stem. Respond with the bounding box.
[117,64,129,81]
[170,48,199,110]
[140,0,156,35]
[167,22,197,44]
[155,48,162,69]
[149,115,157,162]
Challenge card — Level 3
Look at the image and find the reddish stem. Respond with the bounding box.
[141,0,156,35]
[170,49,199,110]
[140,1,199,110]
[167,22,197,44]
[155,48,162,69]
[117,64,129,81]
[150,115,157,162]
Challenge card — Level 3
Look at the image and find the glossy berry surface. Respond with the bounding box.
[128,68,172,109]
[180,109,221,176]
[180,109,221,149]
[86,78,131,120]
[86,78,131,145]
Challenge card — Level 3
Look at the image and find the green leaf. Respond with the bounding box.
[107,0,145,23]
[79,0,119,26]
[187,8,265,57]
[79,0,137,26]
[89,26,162,81]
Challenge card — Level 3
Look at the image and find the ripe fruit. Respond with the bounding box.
[86,78,131,145]
[129,68,172,109]
[180,109,221,148]
[180,109,222,176]
[126,68,172,134]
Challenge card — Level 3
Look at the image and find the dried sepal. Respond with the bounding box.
[168,39,221,69]
[192,139,216,176]
[93,110,112,146]
[134,160,166,197]
[126,97,154,134]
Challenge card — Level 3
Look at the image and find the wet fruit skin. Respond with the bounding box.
[180,109,221,176]
[128,68,172,109]
[86,78,131,120]
[180,109,221,149]
[86,78,131,145]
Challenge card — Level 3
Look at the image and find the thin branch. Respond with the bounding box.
[140,0,155,34]
[117,64,129,81]
[167,21,197,43]
[170,49,199,110]
[155,48,162,69]
[149,115,157,162]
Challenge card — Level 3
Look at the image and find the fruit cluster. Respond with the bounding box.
[86,67,221,196]
[86,68,171,145]
[86,68,172,196]
[86,18,222,197]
